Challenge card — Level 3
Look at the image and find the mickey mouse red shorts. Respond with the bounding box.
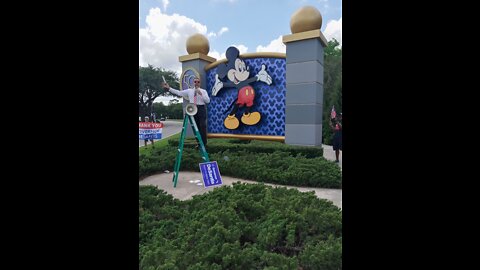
[236,86,255,107]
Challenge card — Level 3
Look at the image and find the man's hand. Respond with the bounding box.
[256,64,272,85]
[162,82,170,90]
[195,89,202,95]
[211,74,224,96]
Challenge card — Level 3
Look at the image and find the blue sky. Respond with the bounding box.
[139,0,341,104]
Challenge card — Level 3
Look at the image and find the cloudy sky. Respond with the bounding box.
[139,0,341,104]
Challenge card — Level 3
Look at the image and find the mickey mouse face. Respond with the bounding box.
[227,58,250,84]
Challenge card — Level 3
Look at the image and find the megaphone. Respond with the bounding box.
[185,103,198,116]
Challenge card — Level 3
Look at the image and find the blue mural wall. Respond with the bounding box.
[205,57,286,136]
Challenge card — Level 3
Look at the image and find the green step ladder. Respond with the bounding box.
[172,114,210,188]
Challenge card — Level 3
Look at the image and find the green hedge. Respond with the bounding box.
[139,184,342,270]
[140,138,341,188]
[213,149,341,188]
[140,145,341,188]
[168,138,324,158]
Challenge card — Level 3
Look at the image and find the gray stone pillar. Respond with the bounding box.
[283,29,328,146]
[178,53,216,138]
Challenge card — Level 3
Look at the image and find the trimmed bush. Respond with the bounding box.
[168,138,324,158]
[139,184,342,270]
[140,145,341,188]
[213,150,341,188]
[140,138,341,188]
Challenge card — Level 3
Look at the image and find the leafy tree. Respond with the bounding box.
[324,38,342,57]
[168,99,180,105]
[139,65,179,120]
[323,39,342,145]
[152,101,183,120]
[152,102,167,120]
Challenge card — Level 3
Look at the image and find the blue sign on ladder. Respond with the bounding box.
[199,161,222,188]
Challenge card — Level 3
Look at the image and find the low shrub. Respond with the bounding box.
[139,184,342,270]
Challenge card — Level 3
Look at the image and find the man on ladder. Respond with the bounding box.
[162,77,211,187]
[162,78,210,147]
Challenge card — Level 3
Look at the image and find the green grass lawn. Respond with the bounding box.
[139,133,181,155]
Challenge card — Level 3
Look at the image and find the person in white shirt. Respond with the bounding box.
[162,77,210,146]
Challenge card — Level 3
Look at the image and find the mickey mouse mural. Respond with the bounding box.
[211,46,273,129]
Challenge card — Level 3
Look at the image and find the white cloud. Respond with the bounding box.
[154,95,176,105]
[208,44,247,60]
[208,50,225,60]
[162,0,169,12]
[139,8,209,74]
[323,17,342,46]
[207,27,228,38]
[256,35,286,53]
[235,44,248,54]
[218,27,229,36]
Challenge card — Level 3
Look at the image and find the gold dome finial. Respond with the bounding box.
[186,33,210,55]
[290,6,322,34]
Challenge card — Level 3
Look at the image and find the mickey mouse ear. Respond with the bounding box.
[226,46,239,60]
[217,46,239,80]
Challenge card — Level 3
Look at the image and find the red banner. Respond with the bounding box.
[139,122,164,129]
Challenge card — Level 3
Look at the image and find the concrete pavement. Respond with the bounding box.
[322,144,342,170]
[139,145,342,208]
[140,172,342,208]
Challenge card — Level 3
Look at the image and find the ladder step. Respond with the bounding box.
[173,115,210,188]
